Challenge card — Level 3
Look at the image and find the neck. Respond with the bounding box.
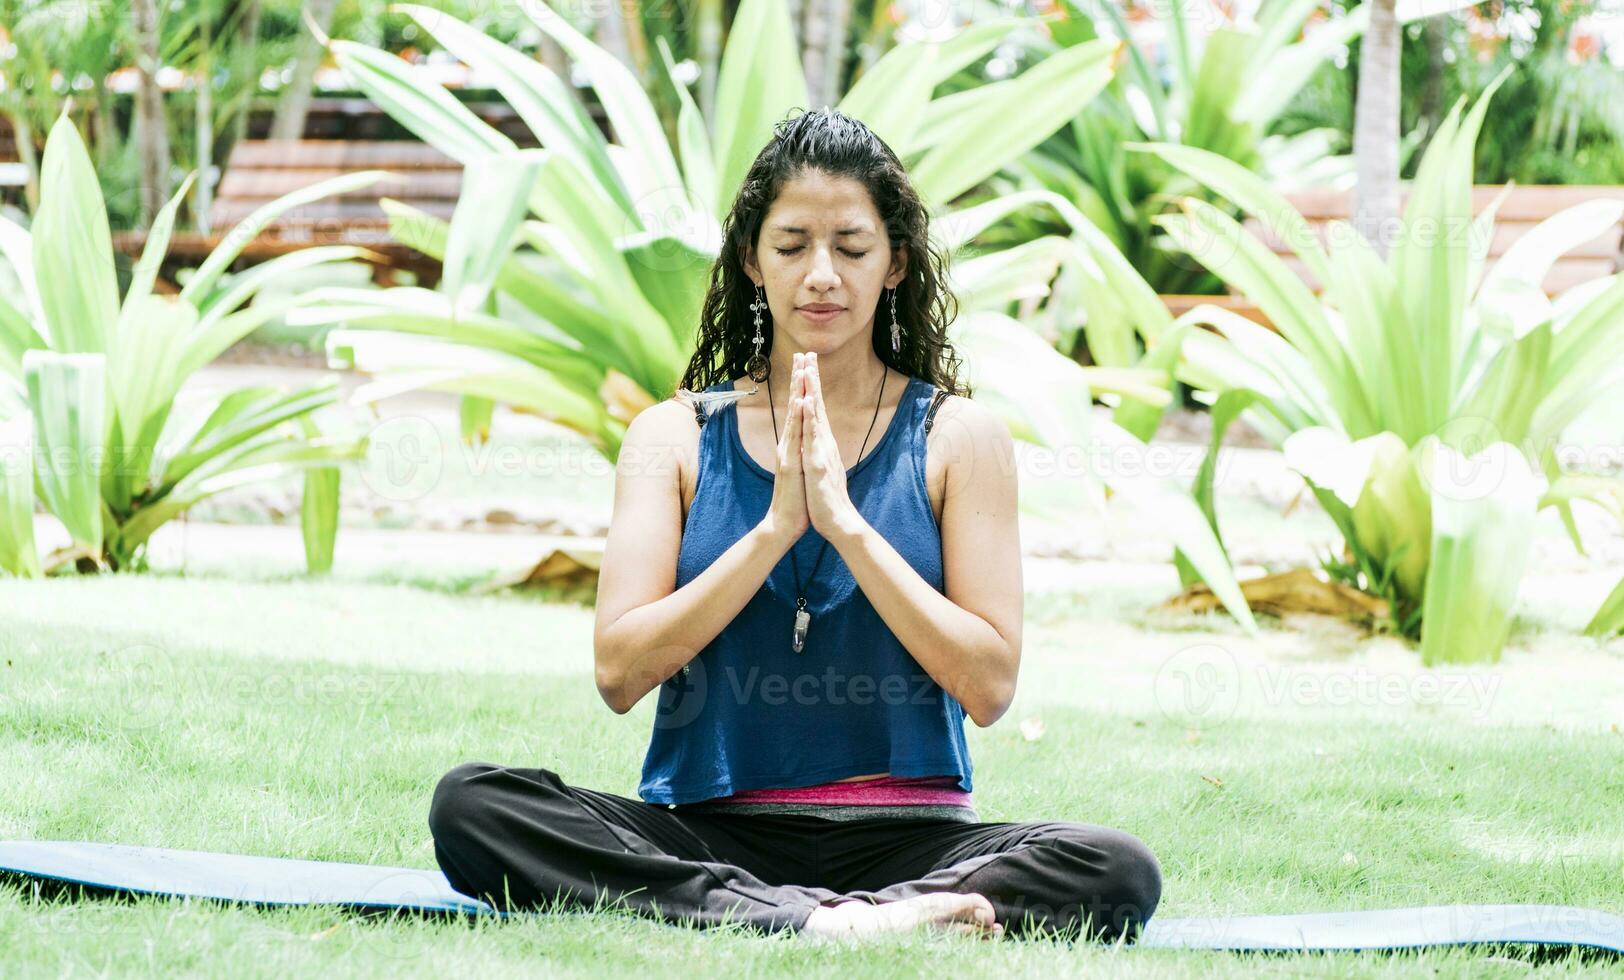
[764,340,889,416]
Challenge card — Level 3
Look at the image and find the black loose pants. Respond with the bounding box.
[428,761,1163,942]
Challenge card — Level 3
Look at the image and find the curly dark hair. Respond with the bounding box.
[678,106,969,398]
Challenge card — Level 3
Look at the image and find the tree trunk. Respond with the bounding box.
[10,112,40,212]
[695,0,723,125]
[195,17,216,234]
[270,0,338,141]
[1413,14,1446,166]
[592,3,635,79]
[1352,0,1400,258]
[228,0,263,149]
[132,0,172,225]
[802,0,853,111]
[92,76,120,171]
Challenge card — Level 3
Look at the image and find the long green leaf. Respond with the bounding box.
[656,35,718,222]
[33,115,118,354]
[121,436,366,553]
[297,414,340,575]
[395,3,632,223]
[330,39,515,164]
[1154,203,1355,423]
[122,173,197,317]
[709,0,808,212]
[1132,140,1335,287]
[107,296,199,506]
[181,170,389,305]
[911,39,1119,206]
[158,383,341,490]
[23,350,106,558]
[1417,436,1539,665]
[195,246,369,322]
[1583,574,1624,638]
[443,152,544,316]
[0,411,40,577]
[520,0,686,223]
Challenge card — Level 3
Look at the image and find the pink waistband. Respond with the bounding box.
[705,773,971,806]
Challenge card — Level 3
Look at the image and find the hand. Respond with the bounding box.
[797,352,867,542]
[762,353,812,544]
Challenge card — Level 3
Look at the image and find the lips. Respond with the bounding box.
[799,305,844,313]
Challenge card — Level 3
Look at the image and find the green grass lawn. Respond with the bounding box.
[1,567,1621,976]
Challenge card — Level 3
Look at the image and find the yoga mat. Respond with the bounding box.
[3,841,1621,954]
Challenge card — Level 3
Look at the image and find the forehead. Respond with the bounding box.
[763,171,881,235]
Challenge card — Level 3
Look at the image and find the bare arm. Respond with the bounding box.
[592,402,797,714]
[827,395,1023,727]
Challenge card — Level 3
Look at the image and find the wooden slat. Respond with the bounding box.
[215,169,462,201]
[1242,216,1624,260]
[1279,185,1624,223]
[224,139,461,170]
[207,200,457,226]
[116,228,434,259]
[1267,254,1614,296]
[1160,293,1269,325]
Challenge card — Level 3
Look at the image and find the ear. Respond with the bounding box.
[885,245,908,290]
[742,243,761,287]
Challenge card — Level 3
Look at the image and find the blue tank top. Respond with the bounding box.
[637,373,973,805]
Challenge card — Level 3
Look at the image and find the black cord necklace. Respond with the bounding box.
[768,362,888,653]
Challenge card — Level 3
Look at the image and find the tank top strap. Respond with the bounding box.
[923,384,948,434]
[681,380,735,430]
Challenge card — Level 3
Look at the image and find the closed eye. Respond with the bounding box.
[776,247,869,258]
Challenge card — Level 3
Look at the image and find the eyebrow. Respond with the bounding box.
[770,224,875,236]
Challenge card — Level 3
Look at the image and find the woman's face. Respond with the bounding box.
[742,169,907,355]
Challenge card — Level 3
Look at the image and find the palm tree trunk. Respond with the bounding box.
[228,0,263,149]
[695,0,723,124]
[195,16,216,234]
[271,0,338,141]
[802,0,853,111]
[1352,0,1400,258]
[132,0,172,225]
[10,111,40,212]
[592,4,635,78]
[1413,14,1446,165]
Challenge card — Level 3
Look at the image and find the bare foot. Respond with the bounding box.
[800,893,1004,941]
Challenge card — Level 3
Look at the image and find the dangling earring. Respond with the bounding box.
[746,283,769,382]
[889,286,902,353]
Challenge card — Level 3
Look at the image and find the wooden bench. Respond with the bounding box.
[1160,185,1624,327]
[112,139,464,288]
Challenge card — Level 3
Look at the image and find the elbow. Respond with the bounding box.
[968,694,1012,729]
[597,668,634,715]
[593,642,633,715]
[966,653,1018,728]
[597,674,632,715]
[967,681,1015,728]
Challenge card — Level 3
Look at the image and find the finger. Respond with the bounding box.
[794,399,808,463]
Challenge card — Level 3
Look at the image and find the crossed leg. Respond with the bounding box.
[814,816,1165,943]
[428,761,1161,943]
[428,761,841,934]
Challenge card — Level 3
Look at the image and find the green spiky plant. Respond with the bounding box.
[1137,69,1624,660]
[0,114,375,575]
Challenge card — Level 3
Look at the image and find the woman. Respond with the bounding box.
[428,108,1162,942]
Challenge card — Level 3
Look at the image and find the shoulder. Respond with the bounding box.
[926,391,1015,490]
[618,397,703,474]
[928,390,1012,452]
[626,396,703,441]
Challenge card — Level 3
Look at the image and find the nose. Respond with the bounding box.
[805,244,840,290]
